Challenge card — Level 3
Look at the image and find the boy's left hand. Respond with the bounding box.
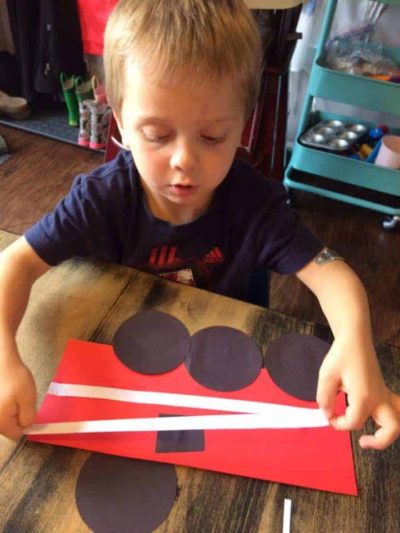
[316,338,400,450]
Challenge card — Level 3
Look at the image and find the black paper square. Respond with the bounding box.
[155,415,205,453]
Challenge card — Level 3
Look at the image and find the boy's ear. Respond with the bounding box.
[113,110,123,136]
[113,111,129,149]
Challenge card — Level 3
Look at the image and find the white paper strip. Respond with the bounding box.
[26,411,327,436]
[283,499,292,533]
[25,382,328,436]
[48,382,328,420]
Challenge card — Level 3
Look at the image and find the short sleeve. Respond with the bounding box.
[255,181,323,274]
[24,171,130,266]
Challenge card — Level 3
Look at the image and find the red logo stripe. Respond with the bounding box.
[167,247,177,265]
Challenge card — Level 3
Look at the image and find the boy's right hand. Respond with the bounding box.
[0,354,37,440]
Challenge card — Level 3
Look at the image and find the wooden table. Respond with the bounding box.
[0,230,399,533]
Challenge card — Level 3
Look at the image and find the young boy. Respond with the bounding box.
[0,0,399,448]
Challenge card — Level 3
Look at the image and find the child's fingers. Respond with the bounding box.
[0,410,24,441]
[316,370,340,419]
[329,401,369,432]
[18,393,37,428]
[391,392,400,414]
[359,403,400,450]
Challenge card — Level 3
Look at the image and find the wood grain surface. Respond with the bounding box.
[0,124,103,235]
[0,230,399,533]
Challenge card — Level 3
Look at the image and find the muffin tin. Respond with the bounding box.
[299,120,367,152]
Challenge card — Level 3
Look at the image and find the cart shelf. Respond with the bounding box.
[309,48,400,114]
[284,0,400,227]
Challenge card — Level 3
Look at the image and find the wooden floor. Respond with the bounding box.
[1,123,399,347]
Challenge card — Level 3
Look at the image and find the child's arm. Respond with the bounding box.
[296,253,400,450]
[0,237,51,439]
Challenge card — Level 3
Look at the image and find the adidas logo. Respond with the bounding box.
[204,247,224,264]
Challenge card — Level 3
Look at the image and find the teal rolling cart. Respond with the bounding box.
[284,0,400,230]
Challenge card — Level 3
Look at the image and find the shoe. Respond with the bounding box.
[0,90,31,120]
[0,133,11,165]
[92,75,108,104]
[0,133,7,155]
[88,100,112,150]
[76,78,94,145]
[78,100,92,147]
[74,76,94,103]
[60,73,79,127]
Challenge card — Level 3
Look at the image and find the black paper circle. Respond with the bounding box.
[113,311,190,374]
[264,333,331,401]
[76,454,177,533]
[185,326,263,391]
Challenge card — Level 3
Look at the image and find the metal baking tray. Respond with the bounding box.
[299,120,367,152]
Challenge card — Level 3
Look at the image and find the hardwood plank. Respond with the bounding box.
[0,443,91,532]
[269,192,400,346]
[0,124,103,234]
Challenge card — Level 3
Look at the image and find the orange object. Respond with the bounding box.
[368,74,390,82]
[360,144,373,158]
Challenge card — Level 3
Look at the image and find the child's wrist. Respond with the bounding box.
[0,333,21,363]
[332,331,375,355]
[332,319,373,344]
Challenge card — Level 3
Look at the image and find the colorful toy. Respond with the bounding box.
[369,126,386,142]
[366,139,383,163]
[359,143,373,158]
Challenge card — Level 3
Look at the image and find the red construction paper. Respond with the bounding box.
[28,339,357,495]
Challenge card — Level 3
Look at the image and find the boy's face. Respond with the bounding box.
[116,61,246,223]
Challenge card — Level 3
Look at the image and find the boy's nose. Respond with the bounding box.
[170,141,196,173]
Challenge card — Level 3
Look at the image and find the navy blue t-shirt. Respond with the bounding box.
[25,150,322,300]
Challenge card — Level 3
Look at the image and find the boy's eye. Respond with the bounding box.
[142,132,171,144]
[201,135,227,145]
[140,129,226,145]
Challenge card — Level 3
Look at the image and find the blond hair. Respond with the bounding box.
[104,0,262,118]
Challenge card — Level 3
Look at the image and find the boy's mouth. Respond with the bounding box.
[168,183,198,196]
